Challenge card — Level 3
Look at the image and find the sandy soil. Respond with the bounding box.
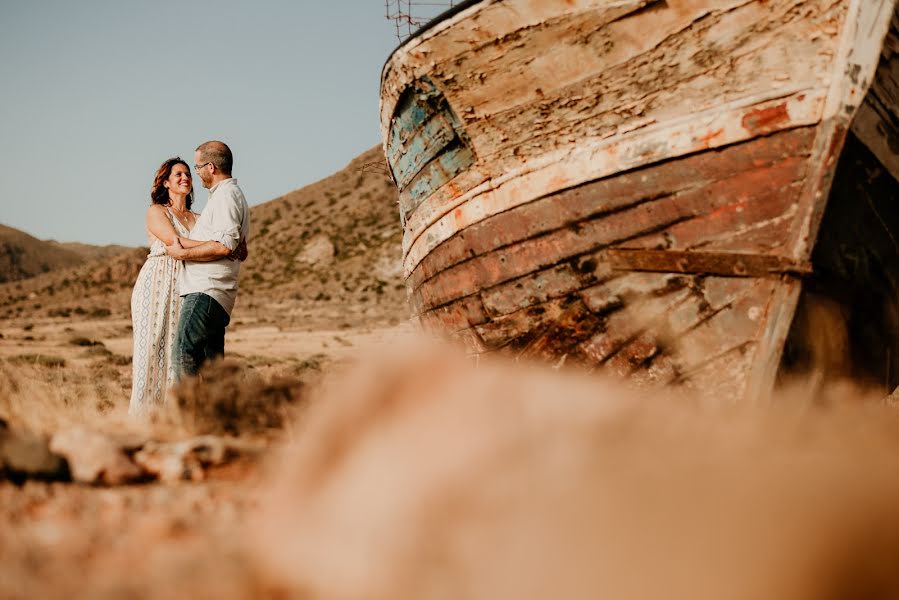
[0,306,415,600]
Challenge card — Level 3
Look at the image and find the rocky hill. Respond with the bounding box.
[0,224,133,285]
[238,145,406,327]
[0,225,90,283]
[0,145,408,328]
[50,241,133,263]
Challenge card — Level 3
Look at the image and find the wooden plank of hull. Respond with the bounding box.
[851,7,899,183]
[423,128,899,397]
[384,1,841,273]
[403,124,846,400]
[387,78,477,223]
[409,126,815,290]
[404,88,826,276]
[411,128,814,314]
[436,268,780,400]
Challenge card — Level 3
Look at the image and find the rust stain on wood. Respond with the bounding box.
[741,103,790,135]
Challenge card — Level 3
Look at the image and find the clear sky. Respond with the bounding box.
[0,0,421,246]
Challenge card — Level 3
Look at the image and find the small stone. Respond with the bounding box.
[373,254,403,281]
[0,420,69,482]
[49,426,144,485]
[295,235,336,267]
[134,436,264,483]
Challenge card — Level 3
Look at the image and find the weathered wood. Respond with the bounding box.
[380,0,899,402]
[404,91,825,275]
[386,79,441,165]
[412,193,691,312]
[450,326,489,355]
[403,144,475,206]
[420,294,490,334]
[787,0,896,262]
[742,278,801,403]
[410,129,813,313]
[851,8,899,183]
[603,331,662,379]
[387,78,476,223]
[480,255,614,318]
[625,180,805,255]
[409,127,814,290]
[513,299,602,363]
[383,0,871,274]
[672,282,775,368]
[676,342,755,400]
[392,113,458,189]
[473,295,576,350]
[605,249,813,278]
[580,286,694,364]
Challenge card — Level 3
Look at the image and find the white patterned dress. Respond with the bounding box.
[129,209,192,417]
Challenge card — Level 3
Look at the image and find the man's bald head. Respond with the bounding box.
[196,140,233,176]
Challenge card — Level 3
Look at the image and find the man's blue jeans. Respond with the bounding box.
[174,292,230,380]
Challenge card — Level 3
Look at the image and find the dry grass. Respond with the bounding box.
[167,358,307,438]
[0,356,128,436]
[4,339,899,599]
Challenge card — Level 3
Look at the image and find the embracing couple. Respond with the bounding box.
[128,140,251,417]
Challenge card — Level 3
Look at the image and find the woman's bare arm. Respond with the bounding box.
[145,205,179,246]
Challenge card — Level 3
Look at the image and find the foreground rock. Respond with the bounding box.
[50,426,144,485]
[1,424,266,486]
[253,342,899,600]
[0,418,68,482]
[134,436,265,483]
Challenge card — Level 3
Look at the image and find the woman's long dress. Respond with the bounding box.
[129,209,192,417]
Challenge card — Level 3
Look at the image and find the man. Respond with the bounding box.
[166,140,250,379]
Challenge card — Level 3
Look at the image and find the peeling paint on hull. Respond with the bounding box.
[380,0,899,401]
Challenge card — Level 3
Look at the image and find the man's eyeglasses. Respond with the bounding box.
[194,162,212,172]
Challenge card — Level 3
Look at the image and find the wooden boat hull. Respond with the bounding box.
[380,0,899,399]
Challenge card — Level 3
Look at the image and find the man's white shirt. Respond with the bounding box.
[180,178,250,316]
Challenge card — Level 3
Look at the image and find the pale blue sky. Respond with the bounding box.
[0,1,441,246]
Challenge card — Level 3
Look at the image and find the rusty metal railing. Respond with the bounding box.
[385,1,460,42]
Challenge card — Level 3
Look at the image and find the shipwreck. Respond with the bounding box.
[380,0,899,400]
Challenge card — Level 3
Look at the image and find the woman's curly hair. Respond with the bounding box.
[150,157,193,209]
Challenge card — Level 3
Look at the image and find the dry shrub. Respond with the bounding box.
[0,358,126,435]
[9,353,66,368]
[252,339,899,600]
[169,358,305,437]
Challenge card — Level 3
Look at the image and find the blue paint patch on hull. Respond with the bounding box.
[387,77,475,224]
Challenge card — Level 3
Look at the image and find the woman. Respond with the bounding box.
[129,157,199,417]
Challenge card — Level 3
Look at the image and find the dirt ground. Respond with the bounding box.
[0,306,415,600]
[5,310,899,599]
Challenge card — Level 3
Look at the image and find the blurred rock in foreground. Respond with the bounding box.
[253,340,899,600]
